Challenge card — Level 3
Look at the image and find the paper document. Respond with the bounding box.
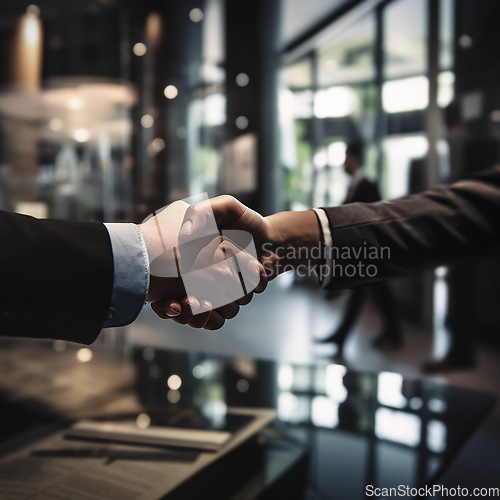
[0,408,276,500]
[66,420,232,452]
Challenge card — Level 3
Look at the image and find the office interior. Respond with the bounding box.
[0,0,500,498]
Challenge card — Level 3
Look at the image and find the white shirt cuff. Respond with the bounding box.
[103,223,150,327]
[312,208,332,288]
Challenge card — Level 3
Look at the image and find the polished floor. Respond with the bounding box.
[131,273,500,493]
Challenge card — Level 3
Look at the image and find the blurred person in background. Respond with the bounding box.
[316,142,403,358]
[424,99,499,373]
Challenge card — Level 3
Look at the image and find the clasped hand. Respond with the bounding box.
[139,196,275,330]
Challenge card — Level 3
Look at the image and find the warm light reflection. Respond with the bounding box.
[73,128,90,143]
[49,117,64,132]
[11,11,43,91]
[142,347,155,361]
[167,374,182,390]
[141,114,154,128]
[76,348,93,363]
[26,5,41,16]
[146,12,162,48]
[490,110,500,123]
[136,413,151,429]
[67,97,83,110]
[167,389,181,404]
[375,407,421,447]
[151,138,165,153]
[189,8,204,22]
[53,340,66,352]
[133,42,147,57]
[164,85,178,99]
[377,371,407,409]
[24,14,40,47]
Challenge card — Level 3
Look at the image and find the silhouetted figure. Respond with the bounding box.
[319,142,402,357]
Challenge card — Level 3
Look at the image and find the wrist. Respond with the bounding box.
[263,210,321,269]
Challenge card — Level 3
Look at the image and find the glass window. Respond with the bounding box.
[283,59,314,90]
[384,0,427,80]
[318,15,375,87]
[382,76,429,113]
[382,135,428,199]
[281,58,315,209]
[281,14,378,209]
[439,0,454,71]
[438,0,455,108]
[188,92,226,197]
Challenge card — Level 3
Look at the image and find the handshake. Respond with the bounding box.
[139,194,320,330]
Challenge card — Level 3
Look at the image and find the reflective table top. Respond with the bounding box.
[135,348,496,500]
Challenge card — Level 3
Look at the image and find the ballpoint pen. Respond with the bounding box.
[31,447,198,464]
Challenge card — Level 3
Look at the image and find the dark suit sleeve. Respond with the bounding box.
[0,212,114,344]
[322,166,500,290]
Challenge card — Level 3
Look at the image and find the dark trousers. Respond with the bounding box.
[335,281,400,343]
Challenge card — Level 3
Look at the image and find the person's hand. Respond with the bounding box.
[139,200,268,329]
[150,234,268,329]
[142,194,322,328]
[180,195,321,276]
[178,195,279,276]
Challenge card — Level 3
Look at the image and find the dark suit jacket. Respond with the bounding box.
[0,212,113,344]
[344,176,380,204]
[323,166,500,291]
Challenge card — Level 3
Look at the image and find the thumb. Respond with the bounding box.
[178,199,220,245]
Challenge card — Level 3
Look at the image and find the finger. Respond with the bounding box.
[216,301,240,320]
[187,300,213,329]
[221,239,261,294]
[209,195,246,228]
[254,262,268,294]
[203,310,226,330]
[150,299,182,319]
[237,292,253,306]
[260,251,280,280]
[182,195,259,240]
[171,296,200,325]
[179,200,218,244]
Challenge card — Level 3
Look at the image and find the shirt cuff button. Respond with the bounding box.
[106,307,117,321]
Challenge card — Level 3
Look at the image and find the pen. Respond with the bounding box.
[31,447,198,463]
